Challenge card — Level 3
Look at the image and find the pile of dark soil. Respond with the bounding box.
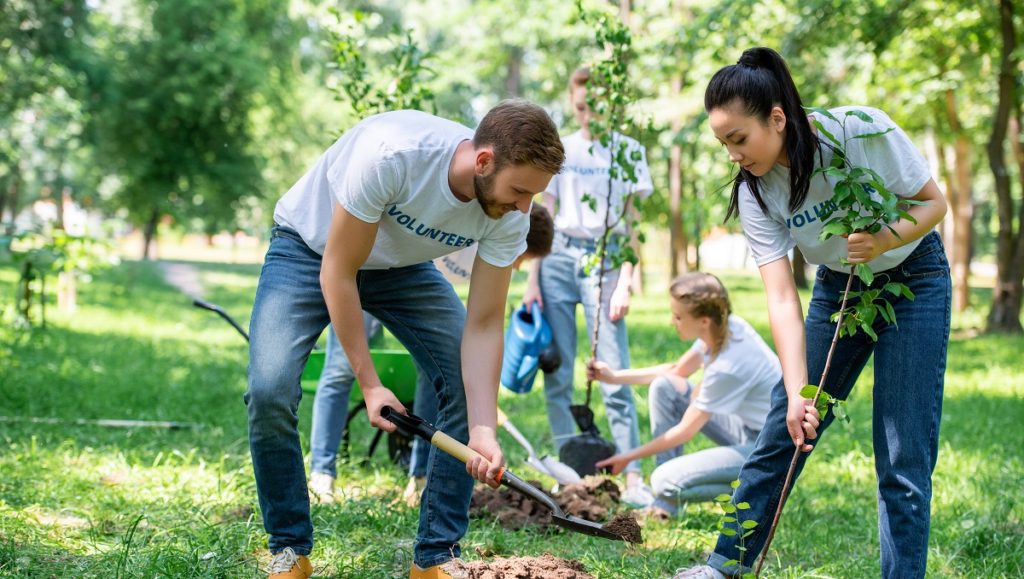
[441,553,594,579]
[469,476,621,530]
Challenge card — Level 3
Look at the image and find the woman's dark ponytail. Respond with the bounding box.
[704,47,821,220]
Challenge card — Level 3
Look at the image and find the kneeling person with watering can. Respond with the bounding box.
[590,273,781,517]
[246,101,564,579]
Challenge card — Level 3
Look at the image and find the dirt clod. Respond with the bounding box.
[603,512,643,544]
[441,553,594,579]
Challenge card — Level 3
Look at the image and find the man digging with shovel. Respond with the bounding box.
[245,100,564,579]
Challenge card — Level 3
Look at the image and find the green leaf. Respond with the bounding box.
[714,493,732,503]
[846,109,875,123]
[721,527,737,536]
[721,516,736,523]
[800,385,819,399]
[736,502,750,510]
[741,519,757,529]
[852,127,896,140]
[807,106,839,123]
[820,220,851,240]
[723,559,739,568]
[812,119,841,147]
[855,263,875,285]
[731,479,740,489]
[863,322,878,341]
[885,301,897,326]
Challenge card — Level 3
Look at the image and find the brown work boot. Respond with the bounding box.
[268,547,312,578]
[409,560,467,579]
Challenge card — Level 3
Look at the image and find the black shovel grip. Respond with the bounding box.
[381,406,437,441]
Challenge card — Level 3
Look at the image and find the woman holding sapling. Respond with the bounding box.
[674,47,950,579]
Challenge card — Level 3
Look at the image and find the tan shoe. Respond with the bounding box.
[268,547,313,578]
[409,561,460,579]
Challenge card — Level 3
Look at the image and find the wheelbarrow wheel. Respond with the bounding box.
[387,430,413,468]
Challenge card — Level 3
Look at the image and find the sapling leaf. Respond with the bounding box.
[722,528,737,537]
[736,502,750,510]
[815,398,830,418]
[855,263,874,285]
[846,109,875,123]
[812,120,841,147]
[885,301,897,326]
[862,323,878,341]
[724,559,739,568]
[800,385,819,399]
[715,493,732,503]
[852,127,896,140]
[741,520,757,529]
[821,221,851,240]
[807,106,840,123]
[731,479,740,489]
[722,516,736,523]
[741,530,754,538]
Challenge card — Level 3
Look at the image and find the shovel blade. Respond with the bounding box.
[539,456,582,485]
[552,514,623,541]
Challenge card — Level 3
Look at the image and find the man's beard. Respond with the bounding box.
[474,173,513,219]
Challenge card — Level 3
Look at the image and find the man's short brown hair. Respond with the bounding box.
[525,204,554,258]
[569,67,590,91]
[474,99,565,175]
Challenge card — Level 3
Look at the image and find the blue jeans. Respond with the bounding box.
[246,226,472,567]
[309,317,435,478]
[706,231,950,578]
[539,233,641,473]
[648,376,759,511]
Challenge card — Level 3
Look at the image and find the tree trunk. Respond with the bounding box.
[505,46,522,98]
[142,209,160,261]
[7,168,22,232]
[0,177,8,224]
[54,149,67,230]
[668,82,687,278]
[986,0,1023,334]
[792,248,808,289]
[945,89,974,312]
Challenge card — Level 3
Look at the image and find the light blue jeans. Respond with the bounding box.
[647,376,759,512]
[309,316,435,479]
[538,233,640,473]
[246,226,472,567]
[706,231,951,578]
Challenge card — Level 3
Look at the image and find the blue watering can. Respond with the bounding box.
[500,303,553,394]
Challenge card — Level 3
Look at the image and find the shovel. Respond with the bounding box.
[497,408,581,486]
[381,406,624,542]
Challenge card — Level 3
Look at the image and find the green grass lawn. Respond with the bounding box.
[1,259,1021,578]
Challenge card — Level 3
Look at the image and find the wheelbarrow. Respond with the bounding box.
[192,299,417,466]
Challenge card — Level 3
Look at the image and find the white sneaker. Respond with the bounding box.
[402,476,425,508]
[309,472,335,504]
[621,483,656,508]
[670,565,727,579]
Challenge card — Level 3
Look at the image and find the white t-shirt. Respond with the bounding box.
[739,106,932,273]
[547,131,654,239]
[690,315,781,432]
[434,245,477,285]
[273,110,528,270]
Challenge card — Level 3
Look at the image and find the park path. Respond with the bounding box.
[158,261,205,299]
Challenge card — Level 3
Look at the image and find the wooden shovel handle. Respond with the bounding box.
[430,430,505,485]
